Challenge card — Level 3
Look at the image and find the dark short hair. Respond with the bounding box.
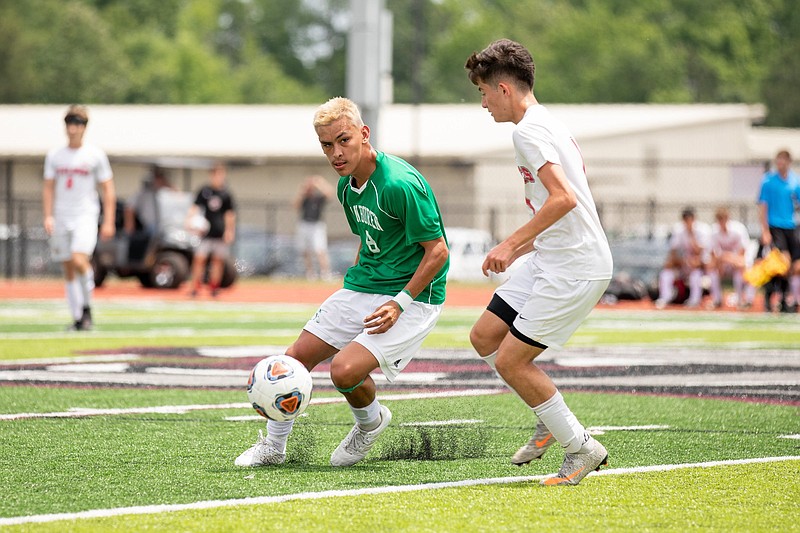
[64,104,89,125]
[681,207,695,219]
[465,39,535,91]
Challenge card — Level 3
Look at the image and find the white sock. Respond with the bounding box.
[480,352,498,370]
[66,280,83,320]
[791,276,800,305]
[266,419,294,452]
[688,269,703,305]
[351,398,382,431]
[659,269,675,302]
[532,391,589,454]
[733,271,744,301]
[480,351,522,397]
[709,270,721,304]
[79,269,95,309]
[744,283,756,304]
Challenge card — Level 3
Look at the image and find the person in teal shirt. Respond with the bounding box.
[235,97,449,468]
[758,149,800,312]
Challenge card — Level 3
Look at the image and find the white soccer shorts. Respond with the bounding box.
[494,260,610,350]
[49,216,99,262]
[296,221,328,253]
[302,288,442,382]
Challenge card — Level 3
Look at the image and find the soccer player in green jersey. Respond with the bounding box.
[236,97,449,468]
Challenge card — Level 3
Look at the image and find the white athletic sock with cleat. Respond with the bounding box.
[350,399,382,432]
[266,419,294,453]
[658,269,675,303]
[533,391,589,454]
[66,279,83,321]
[79,269,95,309]
[709,270,722,304]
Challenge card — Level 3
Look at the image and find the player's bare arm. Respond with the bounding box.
[364,236,449,335]
[42,180,55,235]
[482,162,576,275]
[758,203,771,246]
[99,179,116,241]
[224,210,236,244]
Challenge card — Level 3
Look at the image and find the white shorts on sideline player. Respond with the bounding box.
[495,260,610,350]
[303,288,442,381]
[296,220,328,253]
[49,215,98,262]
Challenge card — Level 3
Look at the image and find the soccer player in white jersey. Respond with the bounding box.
[707,206,755,309]
[655,207,711,309]
[43,105,116,331]
[464,39,613,486]
[235,97,449,468]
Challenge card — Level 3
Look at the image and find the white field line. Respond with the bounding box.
[0,389,505,421]
[1,456,797,526]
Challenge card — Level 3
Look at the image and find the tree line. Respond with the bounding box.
[1,0,798,126]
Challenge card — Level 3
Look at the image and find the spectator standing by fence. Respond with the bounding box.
[758,150,800,313]
[294,175,334,280]
[186,161,236,298]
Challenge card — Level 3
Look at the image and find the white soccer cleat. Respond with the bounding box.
[234,430,286,467]
[540,436,608,486]
[330,405,392,467]
[511,418,555,465]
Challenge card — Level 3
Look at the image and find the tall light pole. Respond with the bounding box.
[347,0,393,147]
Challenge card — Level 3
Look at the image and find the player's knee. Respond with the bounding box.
[470,324,501,356]
[329,360,363,392]
[493,352,515,380]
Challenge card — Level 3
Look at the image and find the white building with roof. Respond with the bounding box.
[0,103,795,241]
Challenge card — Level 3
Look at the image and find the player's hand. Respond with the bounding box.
[482,242,515,276]
[363,300,402,335]
[43,216,54,236]
[99,221,116,241]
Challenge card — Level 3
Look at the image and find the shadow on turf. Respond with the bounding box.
[222,424,496,470]
[376,426,490,462]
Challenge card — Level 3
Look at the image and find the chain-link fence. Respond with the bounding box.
[1,193,762,280]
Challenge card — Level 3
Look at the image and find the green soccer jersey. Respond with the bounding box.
[338,151,449,304]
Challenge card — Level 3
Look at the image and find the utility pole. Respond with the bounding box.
[347,0,393,146]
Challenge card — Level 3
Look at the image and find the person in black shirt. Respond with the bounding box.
[185,161,236,297]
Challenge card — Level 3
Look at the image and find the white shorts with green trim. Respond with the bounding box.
[303,288,442,382]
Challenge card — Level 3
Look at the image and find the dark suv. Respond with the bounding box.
[92,189,236,289]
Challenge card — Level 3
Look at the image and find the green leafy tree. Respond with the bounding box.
[1,0,799,125]
[761,0,800,126]
[0,3,38,102]
[1,0,130,103]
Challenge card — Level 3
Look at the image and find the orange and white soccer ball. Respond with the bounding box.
[246,355,313,421]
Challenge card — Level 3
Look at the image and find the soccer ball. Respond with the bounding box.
[246,355,313,421]
[187,213,210,236]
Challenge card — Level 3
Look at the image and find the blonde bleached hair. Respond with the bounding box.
[313,97,364,129]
